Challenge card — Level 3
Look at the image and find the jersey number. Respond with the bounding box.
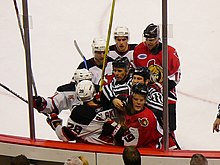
[68,123,83,135]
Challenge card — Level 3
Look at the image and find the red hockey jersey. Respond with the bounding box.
[133,42,181,104]
[124,107,163,148]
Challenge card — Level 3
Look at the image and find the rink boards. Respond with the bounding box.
[0,134,220,165]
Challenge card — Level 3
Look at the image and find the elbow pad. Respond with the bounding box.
[55,125,77,142]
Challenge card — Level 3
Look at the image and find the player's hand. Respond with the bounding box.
[213,118,220,133]
[102,119,121,137]
[94,91,102,102]
[112,98,124,111]
[33,96,47,112]
[46,113,63,130]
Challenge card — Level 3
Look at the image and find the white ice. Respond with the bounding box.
[1,0,220,150]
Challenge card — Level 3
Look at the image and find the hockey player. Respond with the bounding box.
[33,68,92,114]
[77,38,114,91]
[108,26,137,67]
[133,23,181,133]
[131,66,180,149]
[40,80,162,149]
[46,80,118,144]
[102,83,163,148]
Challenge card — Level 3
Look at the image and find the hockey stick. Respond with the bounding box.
[73,40,88,70]
[13,0,25,44]
[13,0,38,97]
[0,82,28,104]
[0,82,49,118]
[99,0,116,91]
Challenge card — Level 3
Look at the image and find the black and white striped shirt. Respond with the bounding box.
[102,75,132,102]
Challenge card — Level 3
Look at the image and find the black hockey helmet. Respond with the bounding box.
[132,83,148,96]
[112,56,129,69]
[143,23,160,38]
[133,66,150,81]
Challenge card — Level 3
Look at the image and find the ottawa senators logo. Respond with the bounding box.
[138,117,149,127]
[148,64,163,83]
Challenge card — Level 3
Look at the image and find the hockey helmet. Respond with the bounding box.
[133,66,151,81]
[72,69,92,84]
[114,26,130,40]
[112,56,129,69]
[132,83,148,97]
[91,38,106,53]
[76,80,96,102]
[143,23,160,38]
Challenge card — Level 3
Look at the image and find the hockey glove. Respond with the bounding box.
[102,119,128,146]
[46,113,63,130]
[102,119,122,137]
[94,91,102,103]
[33,96,47,112]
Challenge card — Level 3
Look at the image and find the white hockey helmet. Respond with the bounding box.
[72,69,92,84]
[113,26,130,40]
[91,38,106,53]
[76,80,96,102]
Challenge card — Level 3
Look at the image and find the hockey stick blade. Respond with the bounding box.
[73,40,88,70]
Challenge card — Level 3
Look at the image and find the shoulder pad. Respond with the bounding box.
[56,82,76,92]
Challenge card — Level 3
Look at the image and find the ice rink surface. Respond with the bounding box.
[1,0,220,150]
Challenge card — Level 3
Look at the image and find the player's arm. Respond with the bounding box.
[55,125,78,142]
[33,90,76,114]
[46,113,78,141]
[168,48,181,90]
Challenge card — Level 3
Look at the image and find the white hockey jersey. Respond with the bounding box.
[55,103,118,145]
[108,44,137,67]
[40,82,81,114]
[77,56,114,91]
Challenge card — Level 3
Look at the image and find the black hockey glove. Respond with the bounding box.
[102,119,121,136]
[46,113,63,130]
[102,119,127,140]
[102,119,128,146]
[33,96,47,112]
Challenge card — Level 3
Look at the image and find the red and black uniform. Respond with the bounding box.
[133,42,181,131]
[124,107,163,148]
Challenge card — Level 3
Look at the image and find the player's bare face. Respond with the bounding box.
[94,51,105,65]
[113,68,127,81]
[132,75,145,86]
[132,94,146,112]
[145,38,159,50]
[115,36,128,52]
